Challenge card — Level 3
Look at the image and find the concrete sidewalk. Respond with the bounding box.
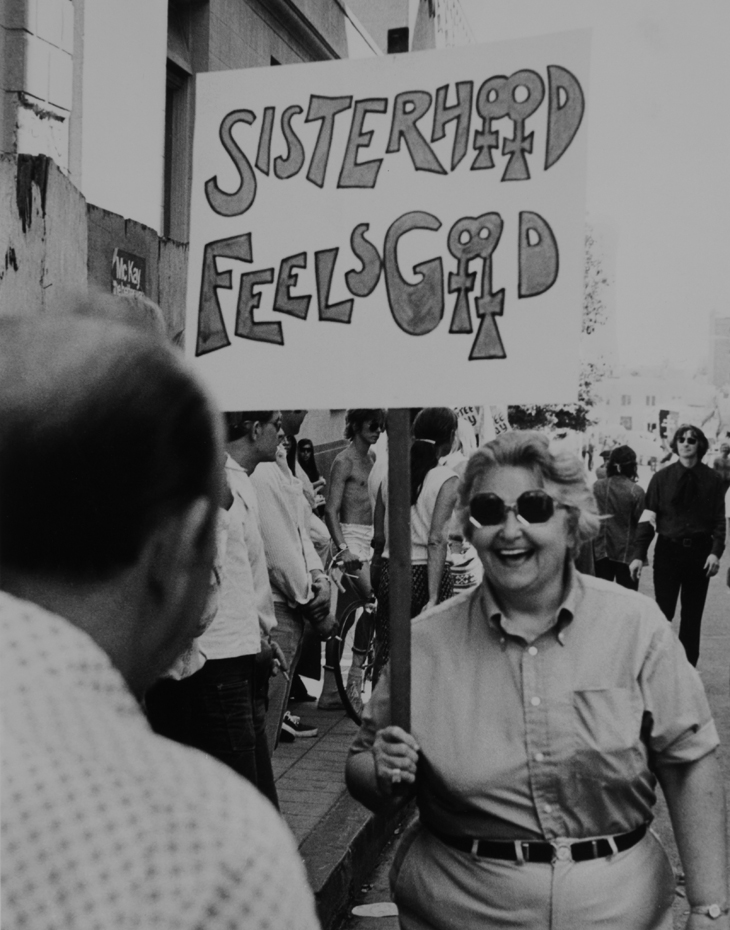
[272,702,411,930]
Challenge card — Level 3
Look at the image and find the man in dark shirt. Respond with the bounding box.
[629,424,725,665]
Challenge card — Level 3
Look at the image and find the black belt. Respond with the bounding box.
[428,823,647,863]
[662,534,712,549]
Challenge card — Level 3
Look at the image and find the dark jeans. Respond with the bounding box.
[266,602,305,752]
[652,534,712,666]
[594,557,639,591]
[146,655,278,808]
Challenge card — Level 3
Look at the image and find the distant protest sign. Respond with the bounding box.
[185,30,589,409]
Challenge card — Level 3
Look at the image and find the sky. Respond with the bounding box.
[458,0,730,372]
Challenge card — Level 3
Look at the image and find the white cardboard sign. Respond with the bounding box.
[185,30,589,409]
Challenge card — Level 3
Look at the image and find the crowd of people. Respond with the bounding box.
[1,296,728,930]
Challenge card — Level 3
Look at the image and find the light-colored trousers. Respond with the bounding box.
[391,821,675,930]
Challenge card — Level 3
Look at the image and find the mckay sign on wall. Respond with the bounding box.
[185,30,589,408]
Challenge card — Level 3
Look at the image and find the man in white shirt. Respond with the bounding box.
[0,315,319,930]
[251,434,336,749]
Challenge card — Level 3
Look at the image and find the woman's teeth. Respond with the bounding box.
[497,548,531,562]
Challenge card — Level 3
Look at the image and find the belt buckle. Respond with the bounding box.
[551,839,573,863]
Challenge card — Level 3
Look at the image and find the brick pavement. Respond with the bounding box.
[273,700,412,930]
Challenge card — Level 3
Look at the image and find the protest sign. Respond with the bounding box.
[184,30,589,409]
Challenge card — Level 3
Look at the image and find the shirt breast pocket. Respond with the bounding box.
[571,686,645,782]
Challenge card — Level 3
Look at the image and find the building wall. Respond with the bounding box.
[346,0,472,53]
[1,0,75,167]
[78,0,167,231]
[433,0,473,48]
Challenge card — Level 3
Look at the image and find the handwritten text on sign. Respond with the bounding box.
[186,32,589,408]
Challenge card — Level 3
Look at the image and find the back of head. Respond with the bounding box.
[68,287,168,340]
[225,411,274,443]
[606,444,637,479]
[0,316,220,582]
[410,407,457,505]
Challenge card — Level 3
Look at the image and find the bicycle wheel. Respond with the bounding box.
[333,599,377,726]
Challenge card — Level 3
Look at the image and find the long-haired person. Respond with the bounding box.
[592,444,645,590]
[371,407,459,676]
[629,424,725,666]
[348,430,727,930]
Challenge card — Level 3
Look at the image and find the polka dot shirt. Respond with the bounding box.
[1,592,320,930]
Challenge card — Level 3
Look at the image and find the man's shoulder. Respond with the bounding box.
[3,718,317,929]
[249,462,283,491]
[331,446,358,473]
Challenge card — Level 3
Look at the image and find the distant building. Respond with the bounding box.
[347,0,473,55]
[709,312,730,389]
[595,366,714,438]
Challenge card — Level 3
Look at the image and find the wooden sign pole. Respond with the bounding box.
[386,408,411,732]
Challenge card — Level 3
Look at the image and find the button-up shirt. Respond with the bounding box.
[198,484,261,660]
[250,462,322,606]
[350,567,718,841]
[632,460,725,560]
[225,455,277,635]
[1,592,319,930]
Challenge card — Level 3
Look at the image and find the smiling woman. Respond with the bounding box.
[346,430,728,930]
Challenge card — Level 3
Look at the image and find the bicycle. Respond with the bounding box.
[323,550,381,726]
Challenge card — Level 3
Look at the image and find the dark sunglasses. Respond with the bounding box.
[469,490,560,528]
[678,434,698,445]
[367,421,384,431]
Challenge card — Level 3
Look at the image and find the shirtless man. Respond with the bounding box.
[325,409,386,598]
[322,410,385,713]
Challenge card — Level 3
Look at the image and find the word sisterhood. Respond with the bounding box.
[204,67,583,218]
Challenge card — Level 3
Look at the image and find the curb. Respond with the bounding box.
[300,792,414,930]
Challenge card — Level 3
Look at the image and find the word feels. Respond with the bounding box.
[196,209,558,361]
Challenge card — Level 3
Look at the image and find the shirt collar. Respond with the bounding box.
[479,559,580,645]
[225,453,246,473]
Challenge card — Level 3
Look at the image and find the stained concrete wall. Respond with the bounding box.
[0,153,186,339]
[0,152,86,316]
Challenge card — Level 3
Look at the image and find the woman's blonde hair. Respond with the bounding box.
[458,430,600,552]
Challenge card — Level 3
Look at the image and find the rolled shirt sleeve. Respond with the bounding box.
[639,616,719,764]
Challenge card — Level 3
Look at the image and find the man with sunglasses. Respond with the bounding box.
[629,424,725,666]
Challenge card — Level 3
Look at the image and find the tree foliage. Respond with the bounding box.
[508,228,609,433]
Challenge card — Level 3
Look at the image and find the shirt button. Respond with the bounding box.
[531,696,541,707]
[534,752,545,762]
[543,803,553,813]
[528,646,538,656]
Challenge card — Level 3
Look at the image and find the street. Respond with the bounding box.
[338,541,730,929]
